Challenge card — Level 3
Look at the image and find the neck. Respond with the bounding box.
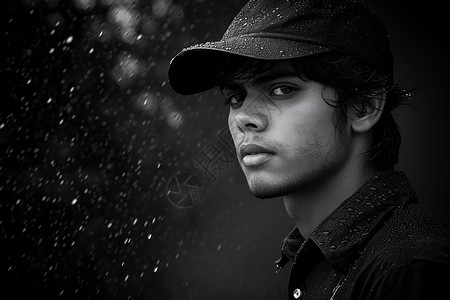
[283,156,376,238]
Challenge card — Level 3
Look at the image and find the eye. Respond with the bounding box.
[271,86,295,96]
[224,93,246,109]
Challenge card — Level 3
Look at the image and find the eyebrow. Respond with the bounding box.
[221,71,300,91]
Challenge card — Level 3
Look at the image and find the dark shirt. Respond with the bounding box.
[275,170,450,300]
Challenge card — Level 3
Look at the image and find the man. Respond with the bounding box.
[168,0,450,299]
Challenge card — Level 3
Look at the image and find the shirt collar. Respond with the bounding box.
[278,170,416,272]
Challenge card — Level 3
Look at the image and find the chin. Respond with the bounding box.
[247,174,300,199]
[245,165,337,198]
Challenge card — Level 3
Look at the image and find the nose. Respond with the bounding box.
[233,101,268,133]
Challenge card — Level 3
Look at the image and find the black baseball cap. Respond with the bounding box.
[168,0,392,95]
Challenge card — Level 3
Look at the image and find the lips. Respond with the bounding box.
[239,144,275,167]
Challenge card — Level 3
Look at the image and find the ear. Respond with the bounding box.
[351,92,386,133]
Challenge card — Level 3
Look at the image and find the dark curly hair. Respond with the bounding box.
[219,52,412,170]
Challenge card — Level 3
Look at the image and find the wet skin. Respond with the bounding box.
[222,60,353,199]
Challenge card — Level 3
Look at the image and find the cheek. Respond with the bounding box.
[228,113,239,144]
[227,112,233,128]
[282,109,338,153]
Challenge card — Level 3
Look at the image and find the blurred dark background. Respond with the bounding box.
[1,0,449,299]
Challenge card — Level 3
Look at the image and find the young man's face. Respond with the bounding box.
[223,60,353,198]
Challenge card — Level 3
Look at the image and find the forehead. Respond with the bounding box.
[220,59,298,89]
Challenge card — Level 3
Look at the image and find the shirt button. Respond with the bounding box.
[293,288,302,299]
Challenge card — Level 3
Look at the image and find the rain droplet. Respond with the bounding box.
[322,231,330,235]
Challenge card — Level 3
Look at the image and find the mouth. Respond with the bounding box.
[239,144,275,167]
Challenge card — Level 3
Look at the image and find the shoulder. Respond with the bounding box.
[370,201,450,266]
[357,201,450,272]
[349,202,450,299]
[353,204,450,299]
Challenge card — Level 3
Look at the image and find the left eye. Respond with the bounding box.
[271,86,295,96]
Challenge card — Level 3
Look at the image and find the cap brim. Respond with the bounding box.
[168,36,332,95]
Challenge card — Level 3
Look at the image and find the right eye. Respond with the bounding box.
[224,93,246,109]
